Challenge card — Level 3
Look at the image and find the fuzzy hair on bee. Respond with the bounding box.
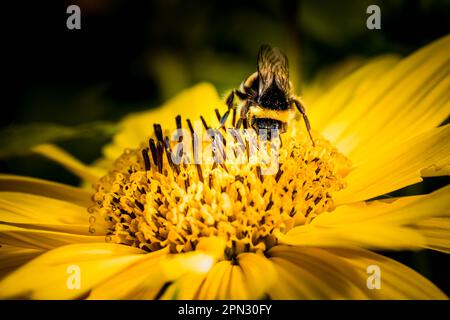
[220,44,314,145]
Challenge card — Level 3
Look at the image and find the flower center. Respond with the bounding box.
[90,114,350,259]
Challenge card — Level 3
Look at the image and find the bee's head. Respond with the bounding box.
[251,118,287,140]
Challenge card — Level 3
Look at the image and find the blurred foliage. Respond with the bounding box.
[0,122,117,158]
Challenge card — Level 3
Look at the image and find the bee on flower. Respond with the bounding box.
[0,35,449,300]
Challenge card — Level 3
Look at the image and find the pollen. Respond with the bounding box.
[90,115,351,259]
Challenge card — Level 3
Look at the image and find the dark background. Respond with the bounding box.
[2,0,450,296]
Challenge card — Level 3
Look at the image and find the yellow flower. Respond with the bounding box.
[1,35,449,300]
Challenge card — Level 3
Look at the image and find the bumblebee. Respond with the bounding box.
[220,44,314,145]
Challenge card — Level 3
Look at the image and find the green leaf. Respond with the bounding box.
[0,122,118,158]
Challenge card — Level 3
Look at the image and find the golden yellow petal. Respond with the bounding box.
[412,217,450,253]
[227,264,250,300]
[306,55,400,132]
[196,260,233,300]
[336,124,450,204]
[195,252,276,300]
[160,272,206,300]
[195,261,254,300]
[318,34,450,163]
[215,260,233,300]
[0,244,44,280]
[329,247,447,299]
[32,144,104,184]
[315,184,450,226]
[0,192,88,227]
[0,174,92,207]
[0,243,145,299]
[268,246,368,299]
[90,242,219,300]
[88,247,169,300]
[102,83,224,163]
[302,55,371,105]
[268,245,446,299]
[237,252,277,299]
[159,252,227,300]
[281,185,450,250]
[421,164,450,177]
[278,224,425,250]
[0,191,108,236]
[0,224,105,250]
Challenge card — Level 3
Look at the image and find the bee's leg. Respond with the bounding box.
[222,89,245,128]
[237,101,250,129]
[225,90,235,109]
[235,117,244,129]
[292,97,315,147]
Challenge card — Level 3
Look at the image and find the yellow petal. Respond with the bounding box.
[336,124,450,204]
[277,224,425,250]
[0,244,44,280]
[0,224,105,250]
[330,247,447,299]
[412,217,450,253]
[0,243,145,299]
[421,164,450,177]
[268,245,446,299]
[196,260,233,299]
[159,272,206,300]
[280,186,450,250]
[306,55,400,133]
[90,239,221,299]
[102,83,224,163]
[302,55,371,105]
[32,144,104,184]
[268,246,369,299]
[0,174,92,207]
[196,252,277,300]
[92,251,216,300]
[315,184,450,226]
[237,252,277,299]
[88,247,169,300]
[194,259,252,300]
[319,34,450,163]
[0,190,103,277]
[227,264,250,300]
[0,191,108,236]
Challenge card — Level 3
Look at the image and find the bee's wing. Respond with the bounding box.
[257,45,290,94]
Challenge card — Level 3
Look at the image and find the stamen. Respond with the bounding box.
[186,119,199,163]
[142,148,151,171]
[153,124,164,143]
[236,118,243,129]
[91,113,351,258]
[175,115,182,131]
[196,164,204,183]
[232,108,236,127]
[186,118,194,135]
[157,141,164,174]
[275,168,283,182]
[256,165,264,182]
[200,115,209,130]
[149,138,158,166]
[214,109,221,122]
[164,136,180,174]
